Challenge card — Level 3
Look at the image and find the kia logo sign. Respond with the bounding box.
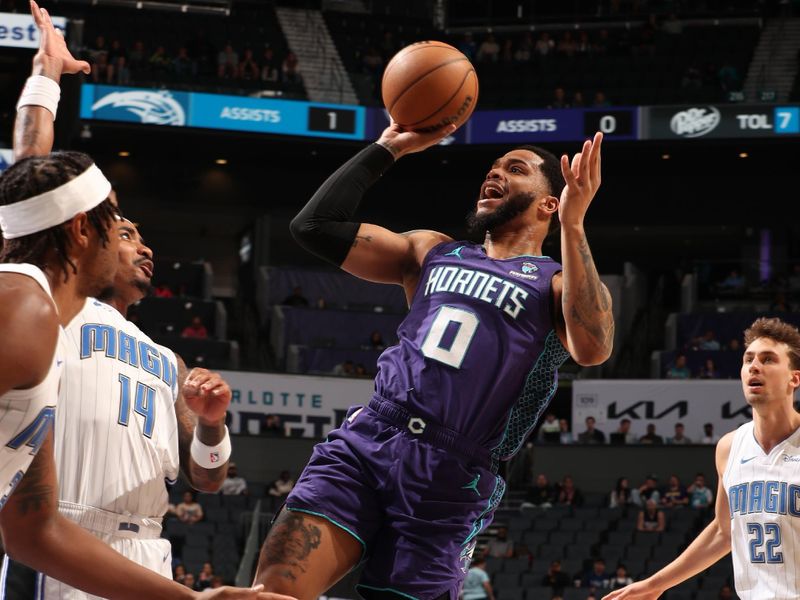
[670,106,721,137]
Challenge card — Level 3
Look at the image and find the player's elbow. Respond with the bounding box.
[573,345,613,367]
[289,213,315,246]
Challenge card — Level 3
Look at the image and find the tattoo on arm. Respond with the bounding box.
[12,451,53,517]
[567,234,615,352]
[351,234,373,248]
[258,512,322,582]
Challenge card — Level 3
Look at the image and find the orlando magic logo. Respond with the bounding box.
[92,90,186,126]
[521,262,538,274]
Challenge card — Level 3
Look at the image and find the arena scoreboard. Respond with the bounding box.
[79,84,799,144]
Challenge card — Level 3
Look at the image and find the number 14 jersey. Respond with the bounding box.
[375,241,569,459]
[56,298,180,518]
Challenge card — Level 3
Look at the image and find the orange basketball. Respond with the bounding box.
[381,41,478,133]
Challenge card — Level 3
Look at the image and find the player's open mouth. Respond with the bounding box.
[480,181,506,200]
[139,261,154,278]
[747,377,763,390]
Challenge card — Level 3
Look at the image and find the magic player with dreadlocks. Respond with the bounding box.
[0,3,294,600]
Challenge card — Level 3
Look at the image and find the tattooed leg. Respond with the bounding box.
[254,509,362,599]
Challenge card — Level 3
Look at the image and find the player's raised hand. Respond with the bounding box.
[376,118,457,160]
[182,368,232,424]
[30,0,90,75]
[196,584,297,600]
[558,130,603,228]
[601,579,664,600]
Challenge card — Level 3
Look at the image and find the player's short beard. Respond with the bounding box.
[466,190,536,236]
[97,277,151,303]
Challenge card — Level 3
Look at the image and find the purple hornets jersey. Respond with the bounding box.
[375,241,570,459]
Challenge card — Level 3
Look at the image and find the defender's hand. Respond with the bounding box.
[196,585,297,600]
[602,579,664,600]
[182,368,232,425]
[30,0,90,76]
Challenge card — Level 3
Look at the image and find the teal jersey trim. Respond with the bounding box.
[356,585,421,600]
[493,330,570,459]
[284,507,366,565]
[463,475,505,545]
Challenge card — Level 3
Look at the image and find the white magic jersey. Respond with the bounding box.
[723,421,800,599]
[56,298,180,518]
[0,263,63,511]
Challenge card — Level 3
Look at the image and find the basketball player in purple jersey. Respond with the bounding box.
[254,122,614,600]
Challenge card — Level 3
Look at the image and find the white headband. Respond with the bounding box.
[0,164,112,240]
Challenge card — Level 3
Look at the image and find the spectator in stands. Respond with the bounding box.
[127,40,146,79]
[379,30,397,60]
[609,477,634,510]
[592,90,611,107]
[331,359,355,377]
[571,91,586,108]
[534,32,555,59]
[148,45,171,77]
[637,498,666,533]
[355,363,368,377]
[197,562,214,590]
[217,43,239,79]
[575,30,591,55]
[477,34,500,63]
[220,462,248,495]
[183,573,197,590]
[513,32,534,62]
[559,418,574,444]
[687,473,713,509]
[362,46,384,77]
[635,475,661,506]
[557,475,583,507]
[261,47,280,83]
[666,354,691,379]
[667,422,692,445]
[578,416,606,444]
[726,338,742,352]
[107,39,127,85]
[462,551,494,600]
[282,285,310,307]
[501,39,514,63]
[698,358,720,379]
[541,560,571,595]
[181,316,209,339]
[556,31,577,56]
[153,282,174,298]
[239,47,260,81]
[701,422,720,444]
[770,291,792,313]
[282,51,302,85]
[693,329,721,351]
[269,470,295,510]
[661,474,689,508]
[210,576,223,589]
[609,565,633,590]
[173,564,187,584]
[262,414,284,437]
[661,13,683,35]
[610,418,635,445]
[719,269,746,291]
[457,33,477,61]
[538,412,561,443]
[580,559,610,589]
[718,60,742,93]
[176,491,203,524]
[638,423,664,445]
[89,35,110,83]
[486,526,514,558]
[173,47,195,80]
[547,86,570,109]
[521,473,555,509]
[368,330,386,350]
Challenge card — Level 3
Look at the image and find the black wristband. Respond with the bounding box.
[290,143,395,266]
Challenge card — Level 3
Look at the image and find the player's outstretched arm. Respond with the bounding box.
[0,431,296,600]
[14,1,89,160]
[175,354,231,492]
[602,433,734,600]
[555,132,614,366]
[290,120,455,291]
